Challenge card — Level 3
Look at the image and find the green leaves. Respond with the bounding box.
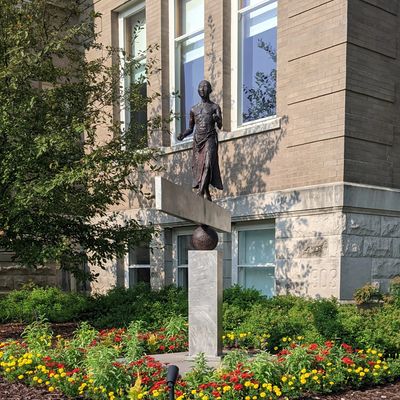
[0,0,158,278]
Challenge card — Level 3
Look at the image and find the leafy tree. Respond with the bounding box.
[0,0,159,279]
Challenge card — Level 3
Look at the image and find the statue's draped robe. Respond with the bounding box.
[191,102,223,191]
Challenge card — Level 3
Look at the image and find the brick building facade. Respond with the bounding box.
[85,0,400,300]
[2,0,398,299]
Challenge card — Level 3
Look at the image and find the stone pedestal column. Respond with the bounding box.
[188,250,223,359]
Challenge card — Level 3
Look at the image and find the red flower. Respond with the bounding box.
[168,345,175,351]
[325,341,333,348]
[341,343,353,353]
[315,355,325,362]
[309,343,318,351]
[159,345,165,351]
[234,384,243,391]
[114,336,122,343]
[341,357,353,365]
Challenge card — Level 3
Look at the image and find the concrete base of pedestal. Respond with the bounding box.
[188,250,223,358]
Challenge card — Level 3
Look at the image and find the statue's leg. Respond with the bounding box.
[199,147,211,200]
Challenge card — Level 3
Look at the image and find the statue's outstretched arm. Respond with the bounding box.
[214,105,222,130]
[177,109,195,141]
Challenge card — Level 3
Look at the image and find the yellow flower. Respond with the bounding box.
[281,376,287,382]
[329,381,334,385]
[48,387,55,392]
[260,392,266,398]
[18,375,24,380]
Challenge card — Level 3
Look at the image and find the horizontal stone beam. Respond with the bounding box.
[154,176,231,233]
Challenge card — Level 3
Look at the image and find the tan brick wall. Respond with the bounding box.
[344,0,400,188]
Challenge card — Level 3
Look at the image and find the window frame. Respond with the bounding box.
[231,0,278,130]
[169,0,205,145]
[118,1,146,136]
[124,242,151,288]
[232,222,276,296]
[172,227,194,289]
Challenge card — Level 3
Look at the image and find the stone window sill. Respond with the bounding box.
[159,116,282,155]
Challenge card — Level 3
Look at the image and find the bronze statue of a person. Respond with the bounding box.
[177,80,223,201]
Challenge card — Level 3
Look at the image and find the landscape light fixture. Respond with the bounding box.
[166,364,179,400]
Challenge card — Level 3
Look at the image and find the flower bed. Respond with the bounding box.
[1,321,400,400]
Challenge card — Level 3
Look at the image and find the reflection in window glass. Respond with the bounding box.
[239,0,277,123]
[238,267,275,297]
[238,229,275,265]
[237,228,275,297]
[125,9,147,145]
[175,0,204,134]
[179,33,204,133]
[180,0,204,35]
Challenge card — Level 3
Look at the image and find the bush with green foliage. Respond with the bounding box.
[82,284,188,329]
[0,284,89,323]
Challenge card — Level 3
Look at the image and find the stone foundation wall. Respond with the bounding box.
[275,212,342,298]
[0,253,62,296]
[340,213,400,299]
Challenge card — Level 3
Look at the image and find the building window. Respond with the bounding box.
[173,230,194,290]
[170,0,204,139]
[128,243,151,287]
[234,225,275,297]
[236,0,277,125]
[118,2,147,147]
[176,234,194,289]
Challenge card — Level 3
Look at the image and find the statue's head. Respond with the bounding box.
[198,80,212,98]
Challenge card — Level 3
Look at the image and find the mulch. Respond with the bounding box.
[0,322,78,341]
[0,323,400,399]
[0,375,69,399]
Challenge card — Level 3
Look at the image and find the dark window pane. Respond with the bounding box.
[125,10,147,147]
[177,235,193,266]
[129,244,150,265]
[129,267,151,287]
[178,267,188,290]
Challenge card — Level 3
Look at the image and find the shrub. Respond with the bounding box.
[83,284,188,329]
[354,284,383,305]
[309,298,342,339]
[0,284,89,323]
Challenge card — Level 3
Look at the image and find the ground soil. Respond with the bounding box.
[0,323,399,399]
